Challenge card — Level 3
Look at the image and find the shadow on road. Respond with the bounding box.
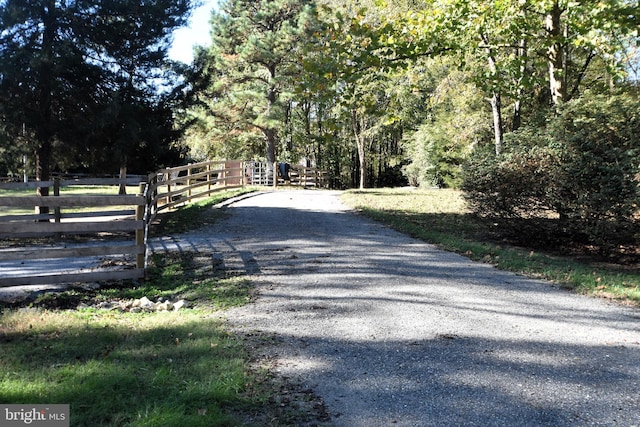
[149,192,640,426]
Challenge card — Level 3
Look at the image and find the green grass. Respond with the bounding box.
[0,188,281,427]
[341,188,640,306]
[0,270,259,426]
[0,310,249,426]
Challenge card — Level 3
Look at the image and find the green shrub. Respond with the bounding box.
[462,130,561,219]
[462,92,640,250]
[551,93,640,246]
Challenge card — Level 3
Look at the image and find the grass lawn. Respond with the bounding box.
[0,256,258,426]
[0,187,328,426]
[1,307,250,426]
[341,187,640,306]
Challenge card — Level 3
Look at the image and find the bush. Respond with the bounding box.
[551,94,640,246]
[462,92,640,251]
[462,130,561,219]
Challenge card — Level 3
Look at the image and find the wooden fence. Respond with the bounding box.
[0,159,328,287]
[245,161,329,188]
[0,177,147,286]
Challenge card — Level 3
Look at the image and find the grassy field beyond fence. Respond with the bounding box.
[341,188,640,306]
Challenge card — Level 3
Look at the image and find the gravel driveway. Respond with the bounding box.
[150,190,640,427]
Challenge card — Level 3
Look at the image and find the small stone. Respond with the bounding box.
[138,297,154,311]
[98,302,118,311]
[173,300,186,311]
[155,302,170,312]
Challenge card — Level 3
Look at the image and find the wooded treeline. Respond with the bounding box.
[183,0,638,189]
[183,0,639,251]
[1,0,638,250]
[0,0,192,185]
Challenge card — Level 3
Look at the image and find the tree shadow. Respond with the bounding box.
[260,333,640,426]
[145,196,640,425]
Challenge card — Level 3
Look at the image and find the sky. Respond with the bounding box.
[168,0,219,64]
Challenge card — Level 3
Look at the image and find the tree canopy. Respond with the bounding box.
[2,0,635,251]
[179,0,638,250]
[0,0,193,183]
[184,0,637,189]
[187,0,317,180]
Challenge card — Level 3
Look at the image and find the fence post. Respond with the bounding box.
[151,172,158,219]
[187,164,192,201]
[53,178,62,240]
[273,161,277,188]
[53,178,61,223]
[119,166,127,195]
[165,171,171,205]
[136,183,146,270]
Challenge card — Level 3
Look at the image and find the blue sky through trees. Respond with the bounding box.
[169,0,219,63]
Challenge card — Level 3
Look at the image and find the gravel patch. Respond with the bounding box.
[151,189,640,426]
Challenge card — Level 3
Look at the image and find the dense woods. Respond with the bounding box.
[1,0,638,250]
[183,0,638,188]
[182,0,639,251]
[0,0,192,182]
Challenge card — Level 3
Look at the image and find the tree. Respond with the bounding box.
[0,0,191,192]
[309,3,416,188]
[412,0,638,154]
[402,58,490,188]
[191,0,317,177]
[541,0,638,107]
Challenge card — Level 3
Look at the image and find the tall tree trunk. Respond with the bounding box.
[303,101,313,166]
[264,128,277,184]
[482,34,504,155]
[512,39,527,131]
[351,109,366,189]
[315,104,324,169]
[546,1,566,107]
[486,57,503,154]
[35,0,56,213]
[265,82,278,182]
[490,92,503,156]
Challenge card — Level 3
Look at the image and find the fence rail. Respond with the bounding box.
[0,159,328,287]
[0,193,146,286]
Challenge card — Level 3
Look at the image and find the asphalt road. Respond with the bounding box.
[150,189,640,427]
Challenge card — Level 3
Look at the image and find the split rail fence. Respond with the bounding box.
[0,160,328,286]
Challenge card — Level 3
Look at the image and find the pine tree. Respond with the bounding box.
[193,0,316,173]
[0,0,192,189]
